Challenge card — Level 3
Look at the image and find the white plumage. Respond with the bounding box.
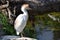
[14,4,30,36]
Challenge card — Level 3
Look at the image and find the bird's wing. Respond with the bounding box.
[14,14,26,30]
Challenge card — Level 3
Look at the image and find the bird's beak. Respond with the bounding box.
[28,8,32,10]
[26,7,32,10]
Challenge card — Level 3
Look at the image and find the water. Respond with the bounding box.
[35,26,54,40]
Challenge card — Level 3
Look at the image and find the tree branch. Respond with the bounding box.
[48,14,60,22]
[0,1,9,9]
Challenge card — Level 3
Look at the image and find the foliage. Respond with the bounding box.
[0,12,15,35]
[0,12,60,38]
[35,12,60,30]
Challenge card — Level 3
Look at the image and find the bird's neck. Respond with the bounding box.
[23,10,28,15]
[21,8,28,15]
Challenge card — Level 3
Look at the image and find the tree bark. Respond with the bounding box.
[0,1,9,9]
[0,0,60,14]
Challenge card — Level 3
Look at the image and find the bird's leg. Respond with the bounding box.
[21,32,24,37]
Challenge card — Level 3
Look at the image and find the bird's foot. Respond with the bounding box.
[20,33,24,37]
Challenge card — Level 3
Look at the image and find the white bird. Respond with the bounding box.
[14,4,31,36]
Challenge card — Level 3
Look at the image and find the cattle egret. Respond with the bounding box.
[14,4,31,37]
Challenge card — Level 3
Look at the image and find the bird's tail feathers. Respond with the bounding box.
[16,31,20,35]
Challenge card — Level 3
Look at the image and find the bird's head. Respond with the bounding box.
[21,4,32,11]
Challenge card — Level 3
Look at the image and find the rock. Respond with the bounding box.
[2,35,20,40]
[2,35,37,40]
